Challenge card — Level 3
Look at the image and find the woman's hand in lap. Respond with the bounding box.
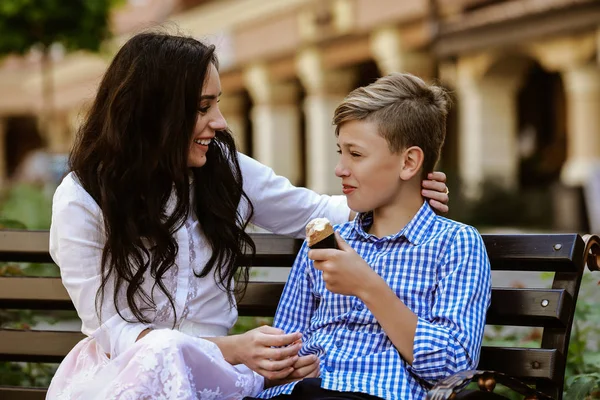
[238,325,303,380]
[421,171,449,214]
[287,354,320,381]
[264,353,320,389]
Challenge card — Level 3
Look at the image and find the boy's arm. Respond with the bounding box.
[361,226,490,380]
[407,226,491,381]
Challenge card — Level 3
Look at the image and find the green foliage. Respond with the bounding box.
[0,0,117,54]
[230,316,273,335]
[566,374,600,400]
[0,183,52,230]
[0,361,57,386]
[0,217,26,229]
[562,273,600,399]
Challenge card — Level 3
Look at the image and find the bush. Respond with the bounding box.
[0,183,52,230]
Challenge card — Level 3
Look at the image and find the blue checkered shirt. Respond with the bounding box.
[258,202,491,400]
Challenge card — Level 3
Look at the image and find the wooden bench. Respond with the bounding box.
[1,230,599,400]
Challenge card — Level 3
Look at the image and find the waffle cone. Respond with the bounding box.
[306,219,337,249]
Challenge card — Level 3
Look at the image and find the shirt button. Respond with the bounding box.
[375,242,383,250]
[335,340,343,348]
[348,323,354,331]
[356,304,364,311]
[326,365,334,372]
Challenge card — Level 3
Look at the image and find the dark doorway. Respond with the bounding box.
[517,64,566,188]
[5,116,44,178]
[355,60,381,89]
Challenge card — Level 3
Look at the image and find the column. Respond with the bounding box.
[297,47,357,194]
[560,63,600,186]
[455,59,522,197]
[45,112,71,154]
[67,107,84,149]
[370,26,434,80]
[244,64,302,185]
[527,32,598,230]
[219,93,248,154]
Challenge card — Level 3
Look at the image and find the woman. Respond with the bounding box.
[46,32,449,399]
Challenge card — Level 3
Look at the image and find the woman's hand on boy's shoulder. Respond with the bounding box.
[422,171,449,215]
[308,233,383,299]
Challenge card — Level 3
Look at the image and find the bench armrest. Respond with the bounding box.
[583,234,600,272]
[426,370,554,400]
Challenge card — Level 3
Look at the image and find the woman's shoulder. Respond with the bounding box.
[53,172,100,213]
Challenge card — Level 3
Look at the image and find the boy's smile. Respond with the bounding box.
[342,184,356,195]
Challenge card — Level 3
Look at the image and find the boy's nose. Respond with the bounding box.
[335,162,349,177]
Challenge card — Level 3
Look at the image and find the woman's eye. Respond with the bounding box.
[336,149,342,154]
[350,152,361,157]
[198,106,209,114]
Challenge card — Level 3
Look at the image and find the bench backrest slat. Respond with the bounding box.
[1,231,584,271]
[0,231,54,263]
[0,280,575,330]
[0,330,85,363]
[0,387,47,400]
[487,288,571,327]
[0,326,563,385]
[478,347,561,381]
[482,234,583,272]
[0,277,73,310]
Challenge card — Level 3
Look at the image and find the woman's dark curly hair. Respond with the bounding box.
[69,31,255,325]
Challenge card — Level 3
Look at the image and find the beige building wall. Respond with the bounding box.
[0,0,598,201]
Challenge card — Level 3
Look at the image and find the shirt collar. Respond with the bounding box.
[351,201,437,245]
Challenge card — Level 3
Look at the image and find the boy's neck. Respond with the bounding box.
[369,181,424,238]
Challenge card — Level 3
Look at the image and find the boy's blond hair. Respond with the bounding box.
[333,73,450,176]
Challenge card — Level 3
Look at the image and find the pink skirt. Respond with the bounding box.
[46,329,264,400]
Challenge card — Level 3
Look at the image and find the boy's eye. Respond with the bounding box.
[350,152,361,157]
[336,149,342,154]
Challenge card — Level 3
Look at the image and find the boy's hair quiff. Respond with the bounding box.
[333,72,451,175]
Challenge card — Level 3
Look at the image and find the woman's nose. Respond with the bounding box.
[209,108,228,131]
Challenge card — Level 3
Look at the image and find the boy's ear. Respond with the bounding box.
[400,146,424,180]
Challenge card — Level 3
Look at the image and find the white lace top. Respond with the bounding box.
[49,152,349,359]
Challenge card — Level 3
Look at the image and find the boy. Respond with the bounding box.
[251,73,491,400]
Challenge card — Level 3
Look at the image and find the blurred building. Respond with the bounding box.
[0,0,599,229]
